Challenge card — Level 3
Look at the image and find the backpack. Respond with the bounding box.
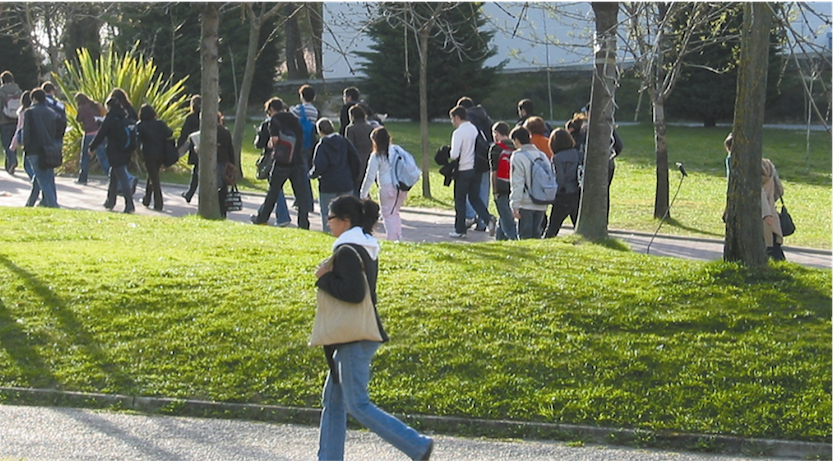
[389,145,421,191]
[273,126,297,166]
[520,150,558,205]
[474,132,490,173]
[297,104,316,150]
[3,90,21,119]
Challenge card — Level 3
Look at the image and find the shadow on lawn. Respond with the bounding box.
[0,254,136,392]
[662,217,724,238]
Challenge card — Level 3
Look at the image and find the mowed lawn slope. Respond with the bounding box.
[0,208,830,441]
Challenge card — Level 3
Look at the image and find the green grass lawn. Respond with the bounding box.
[159,121,830,249]
[0,208,829,441]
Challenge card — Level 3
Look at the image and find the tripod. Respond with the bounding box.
[646,163,688,255]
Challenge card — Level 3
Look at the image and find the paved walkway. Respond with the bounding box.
[0,173,829,269]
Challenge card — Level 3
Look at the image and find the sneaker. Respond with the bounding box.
[464,218,477,229]
[274,221,292,227]
[448,231,466,239]
[102,200,115,210]
[250,215,267,225]
[487,216,497,237]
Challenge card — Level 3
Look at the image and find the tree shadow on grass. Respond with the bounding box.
[0,254,136,393]
[0,298,58,388]
[662,217,724,238]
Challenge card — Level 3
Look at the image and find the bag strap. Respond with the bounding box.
[337,244,366,272]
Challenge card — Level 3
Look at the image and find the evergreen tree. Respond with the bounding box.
[358,3,502,120]
[0,12,43,89]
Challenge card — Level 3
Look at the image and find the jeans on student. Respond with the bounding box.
[518,208,545,240]
[494,194,517,240]
[26,155,58,208]
[78,133,108,183]
[465,171,491,226]
[2,123,18,172]
[454,169,492,234]
[273,189,291,224]
[256,163,311,229]
[319,190,352,233]
[107,164,134,212]
[318,341,432,461]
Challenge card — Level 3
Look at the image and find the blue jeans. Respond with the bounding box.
[318,341,432,461]
[273,189,291,224]
[26,155,58,208]
[454,169,492,234]
[518,208,544,240]
[319,190,352,233]
[494,194,517,240]
[255,163,311,229]
[79,133,109,182]
[2,123,17,172]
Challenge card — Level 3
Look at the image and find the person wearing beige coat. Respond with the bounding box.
[761,158,785,260]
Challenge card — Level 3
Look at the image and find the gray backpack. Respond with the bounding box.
[520,150,558,204]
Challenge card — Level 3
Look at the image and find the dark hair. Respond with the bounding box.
[343,87,359,101]
[316,118,334,136]
[139,103,157,121]
[41,82,55,94]
[20,90,31,109]
[449,105,467,120]
[329,195,380,235]
[456,96,474,108]
[724,132,733,151]
[371,126,390,157]
[109,88,134,112]
[265,97,284,113]
[524,116,547,136]
[105,96,122,111]
[491,121,510,137]
[549,128,575,153]
[510,126,531,145]
[518,99,534,115]
[31,89,45,104]
[74,92,93,106]
[348,104,366,121]
[1,71,14,84]
[565,113,585,134]
[190,95,202,113]
[299,84,316,102]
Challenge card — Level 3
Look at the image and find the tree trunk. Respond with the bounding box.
[576,2,619,242]
[307,3,324,79]
[723,2,771,267]
[231,7,262,178]
[653,97,670,219]
[198,3,221,220]
[419,29,432,199]
[285,3,307,80]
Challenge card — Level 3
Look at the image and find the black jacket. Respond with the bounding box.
[137,119,173,164]
[89,107,132,167]
[310,134,360,193]
[22,102,60,157]
[269,112,305,167]
[177,112,200,165]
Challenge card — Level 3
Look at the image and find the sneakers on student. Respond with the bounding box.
[487,216,497,237]
[250,215,267,225]
[465,218,477,229]
[274,221,292,227]
[448,231,466,239]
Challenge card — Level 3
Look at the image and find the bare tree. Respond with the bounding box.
[621,3,739,219]
[196,2,222,219]
[723,2,773,267]
[575,2,619,242]
[306,3,324,79]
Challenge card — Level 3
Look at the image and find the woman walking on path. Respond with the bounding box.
[544,128,582,238]
[89,97,135,214]
[9,90,33,181]
[314,195,433,461]
[178,95,201,203]
[359,127,408,241]
[74,92,107,184]
[136,104,173,211]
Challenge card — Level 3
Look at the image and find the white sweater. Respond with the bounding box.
[359,147,395,199]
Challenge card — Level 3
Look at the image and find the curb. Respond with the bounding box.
[0,387,829,460]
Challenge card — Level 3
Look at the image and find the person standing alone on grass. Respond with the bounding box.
[22,89,62,208]
[490,122,517,240]
[0,71,22,174]
[310,118,361,233]
[448,105,495,239]
[509,126,548,239]
[314,194,434,461]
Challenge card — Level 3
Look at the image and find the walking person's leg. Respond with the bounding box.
[466,171,494,234]
[1,124,18,173]
[112,165,134,212]
[317,371,348,461]
[25,155,41,207]
[495,194,517,240]
[379,183,404,241]
[148,160,163,210]
[453,170,474,235]
[289,162,312,229]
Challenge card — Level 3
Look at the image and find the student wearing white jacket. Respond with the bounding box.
[360,127,407,241]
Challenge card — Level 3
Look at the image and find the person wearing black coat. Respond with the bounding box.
[178,95,201,203]
[137,104,173,211]
[107,88,138,194]
[89,98,135,213]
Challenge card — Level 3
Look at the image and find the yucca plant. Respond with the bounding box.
[53,47,191,173]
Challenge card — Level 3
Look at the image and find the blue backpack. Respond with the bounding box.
[297,104,316,150]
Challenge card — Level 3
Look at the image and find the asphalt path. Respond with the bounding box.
[0,173,829,269]
[0,404,788,461]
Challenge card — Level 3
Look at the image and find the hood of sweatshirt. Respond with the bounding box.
[332,226,380,260]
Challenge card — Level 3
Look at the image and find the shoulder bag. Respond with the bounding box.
[779,197,795,237]
[309,245,382,347]
[224,185,243,212]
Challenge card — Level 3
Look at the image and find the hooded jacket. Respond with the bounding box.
[310,133,360,193]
